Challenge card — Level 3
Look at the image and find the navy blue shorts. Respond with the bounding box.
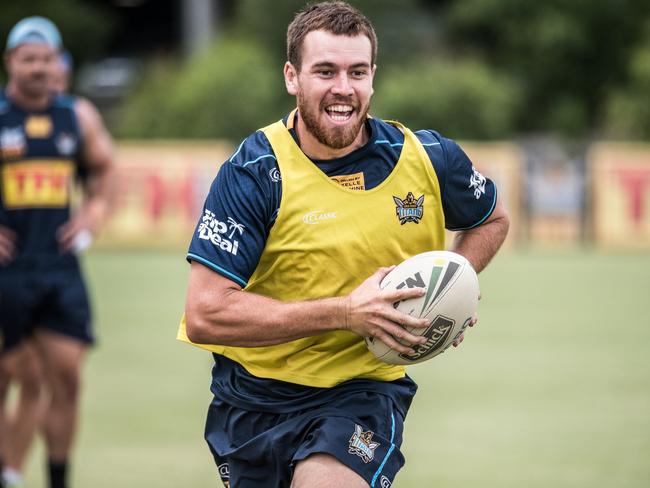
[205,387,409,488]
[0,265,93,353]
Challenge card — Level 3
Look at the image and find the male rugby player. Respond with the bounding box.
[180,2,509,487]
[0,17,114,488]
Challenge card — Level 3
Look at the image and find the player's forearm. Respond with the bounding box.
[450,197,509,273]
[81,164,116,228]
[185,288,348,347]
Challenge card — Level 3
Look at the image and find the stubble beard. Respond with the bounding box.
[297,89,370,150]
[17,72,49,99]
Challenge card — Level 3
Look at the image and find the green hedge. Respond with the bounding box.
[372,59,521,139]
[603,25,650,139]
[118,38,288,140]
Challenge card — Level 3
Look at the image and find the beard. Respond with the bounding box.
[18,72,49,98]
[297,90,370,150]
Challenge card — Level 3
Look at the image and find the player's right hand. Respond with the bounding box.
[343,266,430,355]
[0,225,17,265]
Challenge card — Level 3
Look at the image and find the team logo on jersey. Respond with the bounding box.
[380,475,392,488]
[269,167,281,182]
[24,115,53,138]
[197,209,245,256]
[469,166,486,200]
[0,127,26,160]
[55,132,78,156]
[393,192,424,224]
[348,424,380,463]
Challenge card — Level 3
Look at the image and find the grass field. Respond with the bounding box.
[19,249,650,487]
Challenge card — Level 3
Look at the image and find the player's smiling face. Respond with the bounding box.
[285,30,376,156]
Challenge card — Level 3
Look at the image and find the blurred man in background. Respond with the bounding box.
[49,50,73,95]
[0,16,115,488]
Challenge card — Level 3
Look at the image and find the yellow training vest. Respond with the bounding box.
[179,116,445,387]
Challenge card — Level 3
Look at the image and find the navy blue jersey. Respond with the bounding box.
[0,90,83,267]
[188,114,497,288]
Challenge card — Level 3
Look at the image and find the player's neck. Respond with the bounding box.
[6,82,52,112]
[294,113,369,160]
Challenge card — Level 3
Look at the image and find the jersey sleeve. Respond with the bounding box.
[416,130,497,230]
[187,132,280,286]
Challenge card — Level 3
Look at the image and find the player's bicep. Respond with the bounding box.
[75,98,114,171]
[185,261,242,342]
[186,260,241,312]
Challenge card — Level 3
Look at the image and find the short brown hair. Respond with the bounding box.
[287,1,378,71]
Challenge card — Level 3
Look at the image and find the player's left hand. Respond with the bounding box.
[452,292,481,347]
[452,315,478,347]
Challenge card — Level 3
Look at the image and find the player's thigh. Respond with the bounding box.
[291,453,369,488]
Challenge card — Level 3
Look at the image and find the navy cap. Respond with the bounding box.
[6,16,62,52]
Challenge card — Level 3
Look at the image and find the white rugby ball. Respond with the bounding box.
[365,251,479,365]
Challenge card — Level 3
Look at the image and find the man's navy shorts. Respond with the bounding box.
[0,263,93,353]
[205,386,410,488]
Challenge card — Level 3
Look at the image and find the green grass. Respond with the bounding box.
[19,249,650,487]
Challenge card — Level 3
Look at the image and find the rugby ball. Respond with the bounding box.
[365,251,479,365]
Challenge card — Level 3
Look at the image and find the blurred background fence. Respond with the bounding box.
[95,140,650,250]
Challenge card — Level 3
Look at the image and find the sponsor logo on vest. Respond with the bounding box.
[330,171,365,191]
[197,209,244,255]
[469,166,486,199]
[348,424,380,463]
[1,161,73,208]
[393,192,424,224]
[302,210,337,225]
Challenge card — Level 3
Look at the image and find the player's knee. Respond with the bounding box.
[17,360,45,398]
[51,364,82,403]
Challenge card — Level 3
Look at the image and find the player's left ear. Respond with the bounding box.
[284,61,299,96]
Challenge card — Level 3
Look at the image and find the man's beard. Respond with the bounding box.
[297,91,370,150]
[19,73,49,98]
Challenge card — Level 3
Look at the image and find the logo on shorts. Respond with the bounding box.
[217,462,230,486]
[197,209,244,255]
[348,424,380,463]
[380,475,392,488]
[393,192,424,224]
